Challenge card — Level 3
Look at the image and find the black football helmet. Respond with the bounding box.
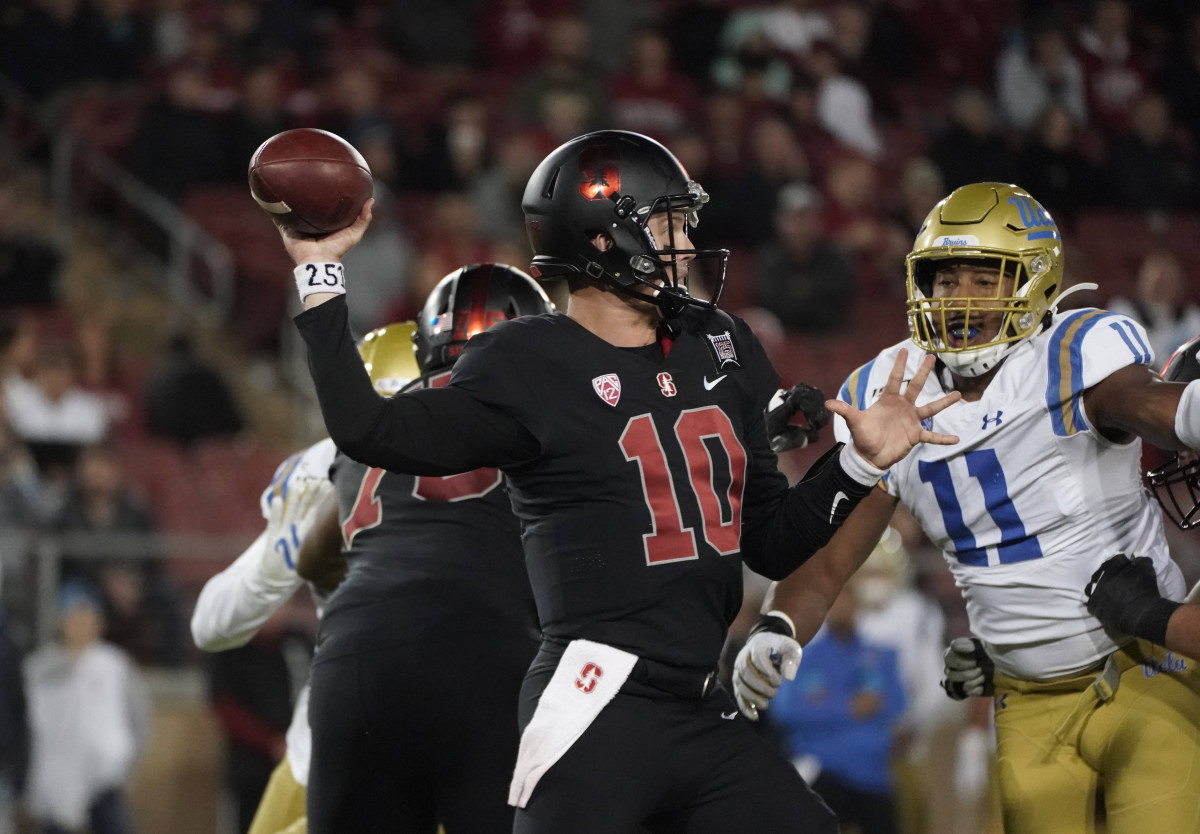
[414,263,554,374]
[521,130,728,318]
[1147,334,1200,529]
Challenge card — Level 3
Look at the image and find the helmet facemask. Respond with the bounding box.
[1147,451,1200,529]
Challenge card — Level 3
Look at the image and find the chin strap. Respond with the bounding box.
[1048,282,1099,316]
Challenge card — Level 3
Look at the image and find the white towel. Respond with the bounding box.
[508,639,638,808]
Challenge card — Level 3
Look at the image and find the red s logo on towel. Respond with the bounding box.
[575,663,603,693]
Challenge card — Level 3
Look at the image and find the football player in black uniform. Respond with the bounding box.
[281,130,961,834]
[299,265,552,833]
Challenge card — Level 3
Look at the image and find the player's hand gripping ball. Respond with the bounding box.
[248,128,373,236]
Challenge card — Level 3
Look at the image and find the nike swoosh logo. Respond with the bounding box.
[829,490,848,524]
[703,375,727,390]
[721,710,738,720]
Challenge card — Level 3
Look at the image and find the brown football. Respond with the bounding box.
[248,128,373,235]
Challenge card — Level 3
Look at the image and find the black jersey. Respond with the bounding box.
[320,368,539,659]
[298,298,874,673]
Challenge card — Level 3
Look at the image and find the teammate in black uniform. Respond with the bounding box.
[300,265,553,833]
[282,130,961,834]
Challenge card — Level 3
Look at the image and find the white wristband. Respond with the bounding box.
[294,262,346,301]
[839,442,888,486]
[1175,379,1200,449]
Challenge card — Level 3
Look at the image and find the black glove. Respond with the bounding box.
[941,637,995,700]
[1085,554,1182,646]
[766,383,830,453]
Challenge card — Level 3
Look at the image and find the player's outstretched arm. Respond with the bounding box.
[827,350,961,470]
[191,476,332,651]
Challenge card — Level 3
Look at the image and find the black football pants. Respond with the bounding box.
[512,661,839,834]
[307,634,537,834]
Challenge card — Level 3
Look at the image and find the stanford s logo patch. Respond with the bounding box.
[593,373,621,406]
[576,662,603,693]
[657,372,677,397]
[579,146,620,200]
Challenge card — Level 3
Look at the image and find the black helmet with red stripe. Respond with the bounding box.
[521,130,728,318]
[414,263,554,374]
[1147,334,1200,528]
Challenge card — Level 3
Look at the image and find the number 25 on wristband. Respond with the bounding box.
[306,263,344,287]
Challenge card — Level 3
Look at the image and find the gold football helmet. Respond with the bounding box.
[906,182,1064,377]
[358,321,419,396]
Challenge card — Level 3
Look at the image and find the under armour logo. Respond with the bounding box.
[575,662,603,693]
[981,411,1003,430]
[657,372,677,397]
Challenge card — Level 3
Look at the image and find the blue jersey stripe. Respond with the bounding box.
[1108,320,1152,365]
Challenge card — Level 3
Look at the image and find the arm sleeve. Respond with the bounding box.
[741,443,876,580]
[294,297,538,474]
[190,532,302,652]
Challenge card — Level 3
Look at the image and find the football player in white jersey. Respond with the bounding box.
[190,323,417,834]
[734,182,1200,834]
[1085,333,1200,659]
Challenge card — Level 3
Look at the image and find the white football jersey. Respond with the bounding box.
[834,309,1186,680]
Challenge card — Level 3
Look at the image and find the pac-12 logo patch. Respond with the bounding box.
[657,372,677,397]
[579,146,620,201]
[593,373,621,406]
[576,662,603,693]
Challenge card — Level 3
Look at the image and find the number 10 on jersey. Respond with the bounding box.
[619,406,747,564]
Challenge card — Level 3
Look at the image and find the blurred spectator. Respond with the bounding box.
[142,331,244,448]
[0,0,104,102]
[386,0,478,67]
[52,441,185,667]
[511,14,611,138]
[851,530,958,834]
[783,71,842,176]
[607,26,699,139]
[930,86,1019,192]
[769,585,906,834]
[318,64,395,168]
[477,0,560,78]
[720,0,833,65]
[125,64,230,203]
[891,156,944,239]
[1017,103,1100,224]
[827,0,917,122]
[804,39,882,159]
[340,189,416,338]
[995,18,1087,134]
[225,61,299,182]
[823,153,885,264]
[0,563,28,834]
[581,0,658,77]
[4,342,110,496]
[400,93,490,193]
[472,128,547,247]
[1107,249,1200,371]
[0,185,61,308]
[1157,11,1200,148]
[665,0,732,88]
[751,182,856,332]
[209,610,311,834]
[23,580,150,834]
[710,26,793,105]
[1107,91,1198,211]
[1077,0,1151,134]
[90,0,154,87]
[718,115,813,247]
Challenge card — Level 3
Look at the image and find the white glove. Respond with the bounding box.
[259,476,334,588]
[942,637,995,700]
[733,612,802,721]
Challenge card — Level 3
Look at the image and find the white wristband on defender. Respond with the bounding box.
[294,262,346,300]
[1175,379,1200,450]
[764,610,797,638]
[840,442,888,486]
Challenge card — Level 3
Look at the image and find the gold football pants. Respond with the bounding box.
[991,639,1200,834]
[247,759,307,834]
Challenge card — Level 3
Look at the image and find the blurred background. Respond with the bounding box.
[0,0,1197,831]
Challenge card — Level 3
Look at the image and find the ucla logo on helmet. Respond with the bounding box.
[1007,195,1059,241]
